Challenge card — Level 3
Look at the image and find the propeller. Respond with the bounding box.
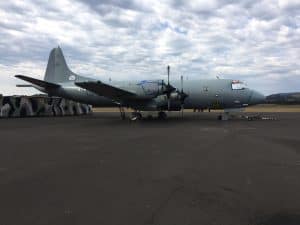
[179,75,188,118]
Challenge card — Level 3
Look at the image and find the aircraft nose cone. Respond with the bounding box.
[249,90,265,105]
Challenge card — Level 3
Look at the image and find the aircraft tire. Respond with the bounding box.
[131,112,142,121]
[158,111,167,120]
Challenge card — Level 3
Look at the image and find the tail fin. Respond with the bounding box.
[44,47,77,83]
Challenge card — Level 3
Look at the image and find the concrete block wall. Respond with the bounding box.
[0,95,92,118]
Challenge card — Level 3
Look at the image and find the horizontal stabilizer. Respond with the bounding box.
[75,81,136,101]
[15,75,60,89]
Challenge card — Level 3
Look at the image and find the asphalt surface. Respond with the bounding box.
[0,112,300,225]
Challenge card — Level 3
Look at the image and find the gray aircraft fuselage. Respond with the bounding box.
[40,79,264,111]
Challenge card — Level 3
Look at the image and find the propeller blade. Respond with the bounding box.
[167,65,170,86]
[181,75,183,93]
[166,65,171,111]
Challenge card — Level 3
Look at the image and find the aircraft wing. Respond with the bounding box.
[75,81,137,103]
[15,75,60,89]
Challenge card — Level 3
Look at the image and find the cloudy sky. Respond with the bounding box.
[0,0,299,95]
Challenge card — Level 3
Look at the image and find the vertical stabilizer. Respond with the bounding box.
[44,47,77,83]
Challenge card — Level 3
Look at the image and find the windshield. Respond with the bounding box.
[231,80,247,90]
[137,80,163,95]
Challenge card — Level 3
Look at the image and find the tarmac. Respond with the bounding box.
[0,112,300,225]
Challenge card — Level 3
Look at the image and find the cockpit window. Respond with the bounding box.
[231,80,247,90]
[137,80,162,95]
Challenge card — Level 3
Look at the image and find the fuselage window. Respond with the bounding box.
[231,80,247,90]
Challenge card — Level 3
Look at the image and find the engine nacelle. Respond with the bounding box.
[170,92,181,100]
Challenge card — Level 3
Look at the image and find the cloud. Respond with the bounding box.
[0,0,299,95]
[278,0,300,10]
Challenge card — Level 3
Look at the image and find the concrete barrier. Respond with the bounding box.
[50,98,63,116]
[0,95,92,118]
[19,97,34,117]
[0,104,11,118]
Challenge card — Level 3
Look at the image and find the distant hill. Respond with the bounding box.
[266,92,300,104]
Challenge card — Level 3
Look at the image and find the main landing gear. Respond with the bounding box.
[131,111,168,120]
[131,111,142,121]
[119,107,143,121]
[158,111,167,120]
[119,109,168,121]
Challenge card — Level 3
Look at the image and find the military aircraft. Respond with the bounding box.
[15,47,265,120]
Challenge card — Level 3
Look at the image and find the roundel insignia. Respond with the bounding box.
[68,75,76,81]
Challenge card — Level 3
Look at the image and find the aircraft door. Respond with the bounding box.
[212,92,224,109]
